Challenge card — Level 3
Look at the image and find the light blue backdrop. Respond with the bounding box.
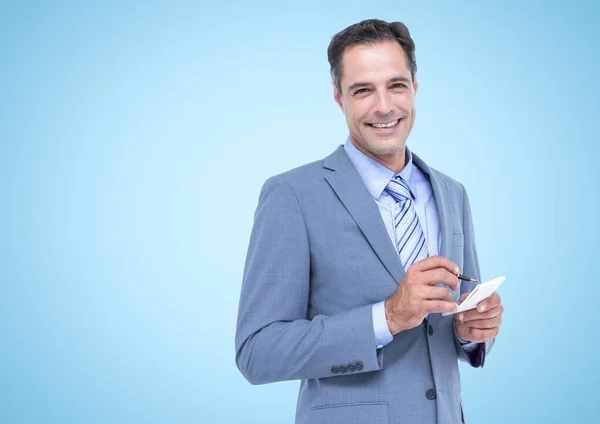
[2,1,599,423]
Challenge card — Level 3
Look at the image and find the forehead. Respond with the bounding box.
[340,41,410,86]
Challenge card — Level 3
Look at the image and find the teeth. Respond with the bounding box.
[371,120,399,128]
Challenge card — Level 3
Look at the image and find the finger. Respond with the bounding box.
[475,292,502,313]
[468,327,499,342]
[424,300,458,315]
[464,316,501,330]
[411,255,458,275]
[420,268,458,291]
[421,286,453,302]
[460,304,503,322]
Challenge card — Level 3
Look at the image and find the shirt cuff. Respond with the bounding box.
[372,301,393,349]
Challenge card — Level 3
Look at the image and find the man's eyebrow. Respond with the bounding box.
[347,76,412,92]
[389,76,411,84]
[347,82,372,92]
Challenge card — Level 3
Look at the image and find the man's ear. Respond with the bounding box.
[333,82,344,112]
[413,76,418,95]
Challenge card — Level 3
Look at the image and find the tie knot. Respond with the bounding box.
[385,176,412,202]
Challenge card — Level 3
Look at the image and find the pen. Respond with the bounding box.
[457,273,479,283]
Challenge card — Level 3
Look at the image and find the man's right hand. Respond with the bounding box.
[384,256,459,335]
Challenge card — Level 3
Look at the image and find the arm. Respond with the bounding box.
[235,176,383,385]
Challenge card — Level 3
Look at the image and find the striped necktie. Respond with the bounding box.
[385,175,429,271]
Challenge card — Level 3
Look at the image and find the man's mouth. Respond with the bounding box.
[367,119,402,129]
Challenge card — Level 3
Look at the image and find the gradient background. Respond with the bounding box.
[2,1,599,423]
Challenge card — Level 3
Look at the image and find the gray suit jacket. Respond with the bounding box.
[235,146,494,424]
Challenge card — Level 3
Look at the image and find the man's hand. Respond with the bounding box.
[454,292,503,343]
[384,256,459,335]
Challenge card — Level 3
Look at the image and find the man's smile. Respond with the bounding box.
[366,118,402,130]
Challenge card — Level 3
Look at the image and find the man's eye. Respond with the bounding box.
[391,83,407,89]
[354,88,369,95]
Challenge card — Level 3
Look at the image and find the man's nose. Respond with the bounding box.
[374,90,394,116]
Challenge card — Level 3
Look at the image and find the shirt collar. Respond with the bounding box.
[343,137,416,200]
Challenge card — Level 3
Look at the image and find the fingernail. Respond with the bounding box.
[455,266,460,275]
[479,305,486,312]
[458,313,464,322]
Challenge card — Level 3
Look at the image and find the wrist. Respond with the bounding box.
[384,298,403,336]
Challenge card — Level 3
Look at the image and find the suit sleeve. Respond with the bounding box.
[454,184,495,367]
[235,175,384,385]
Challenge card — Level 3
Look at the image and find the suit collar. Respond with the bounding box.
[323,146,454,258]
[324,146,405,286]
[324,146,454,288]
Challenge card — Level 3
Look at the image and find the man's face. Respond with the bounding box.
[334,41,418,165]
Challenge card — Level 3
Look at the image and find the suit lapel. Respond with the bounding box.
[412,153,455,324]
[323,146,404,286]
[321,147,455,295]
[411,152,453,260]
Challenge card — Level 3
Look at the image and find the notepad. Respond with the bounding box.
[442,276,505,316]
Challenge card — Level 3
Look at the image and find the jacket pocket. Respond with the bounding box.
[309,402,388,424]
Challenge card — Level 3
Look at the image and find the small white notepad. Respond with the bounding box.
[443,276,505,316]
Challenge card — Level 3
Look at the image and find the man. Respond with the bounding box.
[235,19,503,424]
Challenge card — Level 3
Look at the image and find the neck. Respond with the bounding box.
[350,138,406,173]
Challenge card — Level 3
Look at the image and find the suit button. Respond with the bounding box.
[426,389,436,400]
[348,364,356,372]
[355,362,363,371]
[339,365,348,373]
[428,325,434,336]
[331,366,339,374]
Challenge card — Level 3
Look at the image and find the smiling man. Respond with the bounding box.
[235,19,503,424]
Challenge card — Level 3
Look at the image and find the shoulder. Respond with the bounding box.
[260,148,335,194]
[256,157,328,207]
[273,159,325,186]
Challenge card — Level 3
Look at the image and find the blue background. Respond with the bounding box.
[2,1,599,422]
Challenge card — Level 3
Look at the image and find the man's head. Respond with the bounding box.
[328,19,418,170]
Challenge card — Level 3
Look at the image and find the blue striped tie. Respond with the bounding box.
[385,175,429,271]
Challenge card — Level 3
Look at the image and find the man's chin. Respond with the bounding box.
[365,140,405,156]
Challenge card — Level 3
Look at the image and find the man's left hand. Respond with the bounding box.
[454,292,503,343]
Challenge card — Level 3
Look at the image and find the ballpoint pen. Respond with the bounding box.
[457,273,479,283]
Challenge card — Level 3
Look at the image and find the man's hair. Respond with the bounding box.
[327,19,417,94]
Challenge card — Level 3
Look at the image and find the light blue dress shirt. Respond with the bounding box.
[343,139,476,352]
